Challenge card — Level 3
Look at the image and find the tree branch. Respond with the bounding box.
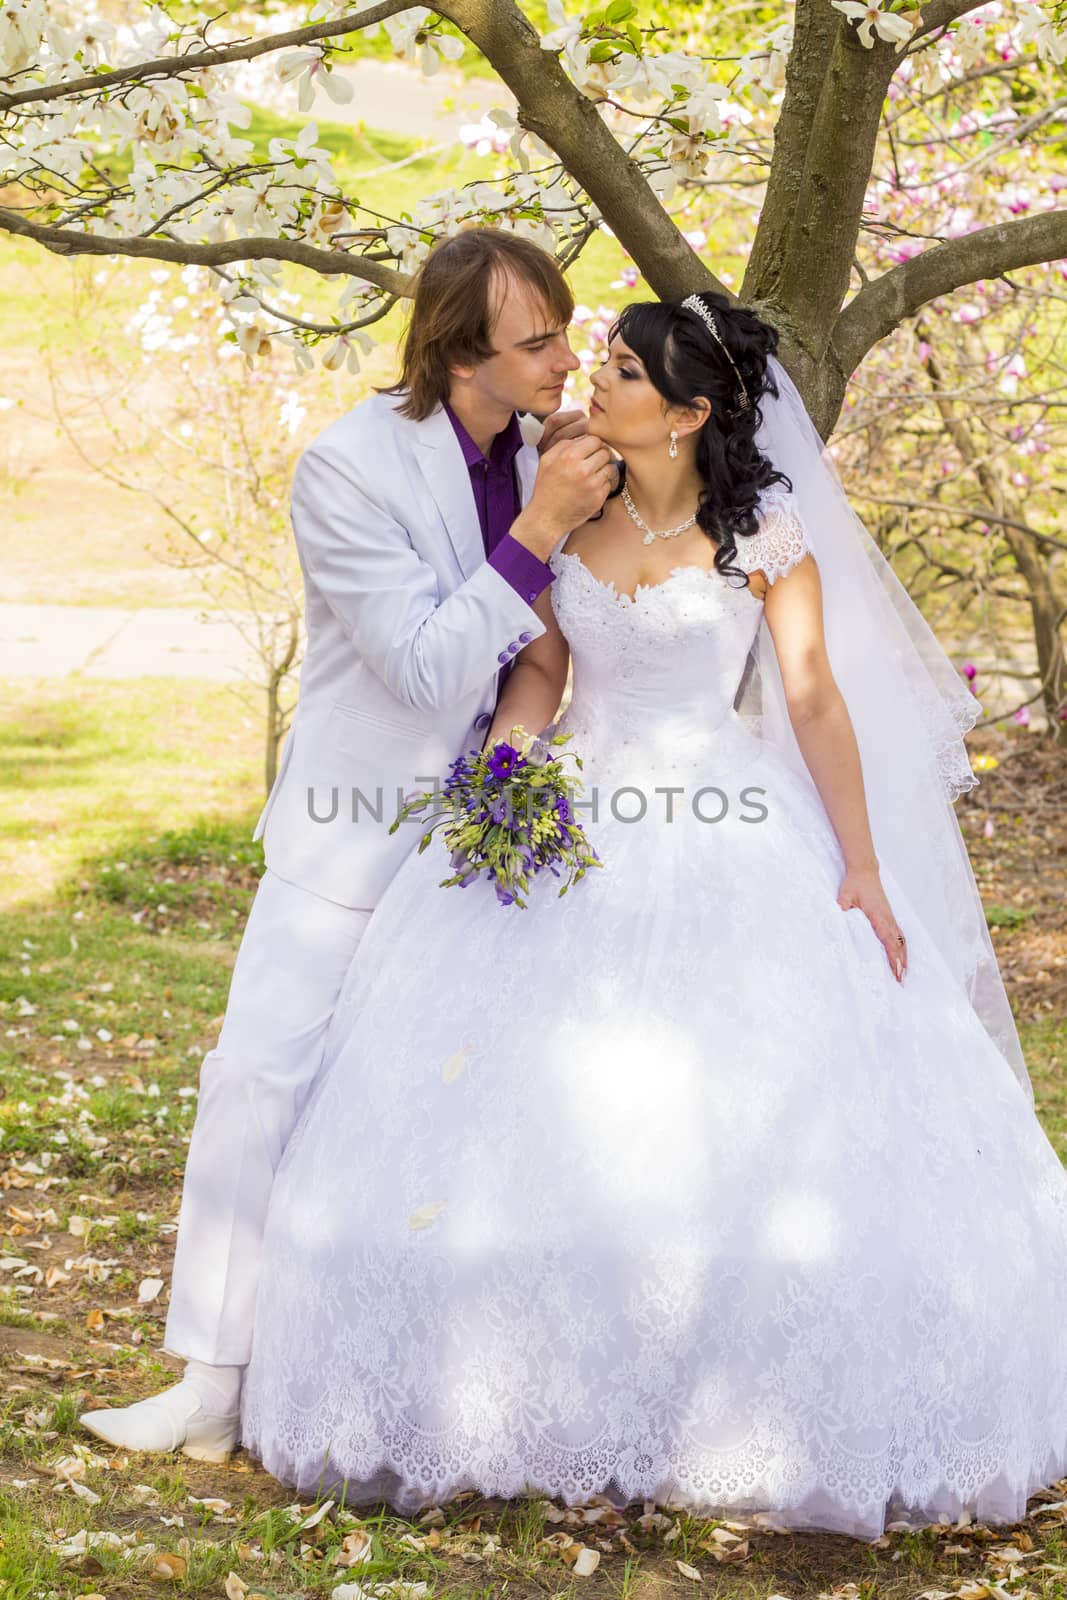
[438,0,723,304]
[768,23,898,358]
[0,0,418,111]
[911,0,997,45]
[856,492,1067,554]
[743,0,839,311]
[0,205,413,295]
[833,208,1067,380]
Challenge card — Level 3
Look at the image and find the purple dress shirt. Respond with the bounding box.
[444,402,554,705]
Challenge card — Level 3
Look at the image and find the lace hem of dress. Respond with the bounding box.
[240,1411,1067,1542]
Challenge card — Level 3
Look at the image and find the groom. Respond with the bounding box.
[80,227,616,1458]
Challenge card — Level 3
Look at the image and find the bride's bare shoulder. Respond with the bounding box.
[559,506,620,560]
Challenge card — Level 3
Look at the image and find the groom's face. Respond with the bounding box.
[453,269,580,419]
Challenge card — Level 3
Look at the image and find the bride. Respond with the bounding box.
[237,290,1067,1539]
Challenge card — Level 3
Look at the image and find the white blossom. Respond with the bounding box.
[831,1,916,50]
[1014,0,1066,64]
[276,47,356,112]
[266,120,337,188]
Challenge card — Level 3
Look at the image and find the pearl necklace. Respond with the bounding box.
[621,482,699,546]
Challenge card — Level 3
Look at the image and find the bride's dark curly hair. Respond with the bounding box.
[602,290,793,587]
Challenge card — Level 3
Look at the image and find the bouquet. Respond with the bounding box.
[388,724,602,907]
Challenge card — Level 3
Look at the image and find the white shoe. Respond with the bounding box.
[79,1379,240,1463]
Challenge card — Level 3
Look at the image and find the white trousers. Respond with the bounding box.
[163,868,373,1366]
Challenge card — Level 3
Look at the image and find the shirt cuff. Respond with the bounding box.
[487,532,555,605]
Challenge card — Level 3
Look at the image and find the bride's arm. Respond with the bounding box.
[481,579,570,751]
[762,555,909,982]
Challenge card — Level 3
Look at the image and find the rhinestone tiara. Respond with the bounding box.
[680,293,751,413]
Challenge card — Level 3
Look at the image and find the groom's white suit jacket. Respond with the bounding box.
[252,391,547,910]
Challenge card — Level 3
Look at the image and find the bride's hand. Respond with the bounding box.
[836,868,908,984]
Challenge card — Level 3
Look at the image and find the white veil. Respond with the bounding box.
[739,352,1034,1105]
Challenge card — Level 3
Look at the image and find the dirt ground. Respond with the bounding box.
[956,726,1067,1024]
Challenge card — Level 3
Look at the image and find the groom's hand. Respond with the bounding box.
[538,408,590,455]
[536,412,621,496]
[511,436,617,561]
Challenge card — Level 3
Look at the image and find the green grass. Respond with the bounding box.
[0,678,262,907]
[984,903,1038,928]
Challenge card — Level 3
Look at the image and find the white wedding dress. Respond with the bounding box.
[239,487,1067,1539]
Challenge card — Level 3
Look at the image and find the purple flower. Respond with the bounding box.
[555,793,572,826]
[494,880,517,905]
[487,742,522,780]
[962,661,977,680]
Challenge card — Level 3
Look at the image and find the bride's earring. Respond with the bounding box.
[668,429,679,460]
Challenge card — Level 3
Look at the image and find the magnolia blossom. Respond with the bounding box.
[276,48,356,112]
[383,8,464,75]
[1014,0,1067,64]
[540,0,582,55]
[43,13,116,72]
[459,115,512,157]
[321,328,374,374]
[830,1,916,50]
[337,274,380,311]
[0,0,49,75]
[275,329,316,374]
[235,320,275,362]
[277,388,309,435]
[667,131,713,183]
[951,18,991,70]
[537,0,594,92]
[226,176,299,239]
[732,21,793,101]
[266,121,337,189]
[685,83,729,137]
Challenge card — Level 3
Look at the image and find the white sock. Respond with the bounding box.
[181,1358,243,1416]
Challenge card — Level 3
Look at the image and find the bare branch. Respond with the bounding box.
[911,0,998,45]
[855,493,1067,554]
[833,208,1067,379]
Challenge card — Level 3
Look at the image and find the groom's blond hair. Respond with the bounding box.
[382,228,574,421]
